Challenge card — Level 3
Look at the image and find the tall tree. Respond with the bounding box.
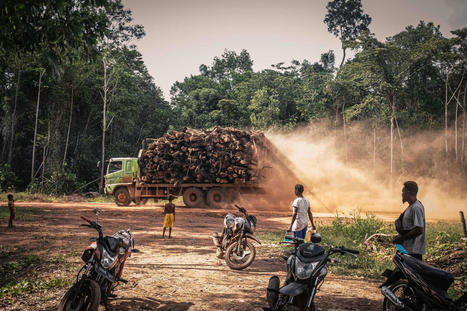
[324,0,371,67]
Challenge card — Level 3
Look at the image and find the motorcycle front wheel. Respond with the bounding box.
[383,280,422,311]
[58,279,101,311]
[225,240,256,270]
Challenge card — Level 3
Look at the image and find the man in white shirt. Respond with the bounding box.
[287,184,316,239]
[393,181,426,261]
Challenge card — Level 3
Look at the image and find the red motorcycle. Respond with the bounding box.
[58,209,137,311]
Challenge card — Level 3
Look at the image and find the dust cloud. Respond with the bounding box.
[265,123,467,221]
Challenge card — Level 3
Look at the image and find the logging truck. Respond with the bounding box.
[104,128,297,208]
[103,155,266,208]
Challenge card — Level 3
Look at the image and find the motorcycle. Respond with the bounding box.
[264,235,359,311]
[380,244,466,311]
[212,204,261,270]
[58,208,137,311]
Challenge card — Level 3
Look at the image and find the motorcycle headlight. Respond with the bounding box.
[82,249,93,263]
[225,218,235,228]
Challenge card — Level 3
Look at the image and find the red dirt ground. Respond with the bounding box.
[0,201,383,310]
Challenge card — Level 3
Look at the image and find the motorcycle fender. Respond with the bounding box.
[279,282,307,297]
[245,234,261,245]
[379,268,403,288]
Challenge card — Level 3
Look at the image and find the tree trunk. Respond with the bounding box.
[334,103,339,128]
[455,88,458,162]
[390,94,395,191]
[462,84,466,167]
[373,126,376,172]
[445,72,449,155]
[31,69,44,183]
[8,66,21,164]
[42,120,51,180]
[100,56,108,194]
[63,83,74,167]
[394,114,404,165]
[340,43,346,67]
[342,98,347,162]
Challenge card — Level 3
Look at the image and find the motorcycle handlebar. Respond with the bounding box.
[234,204,247,214]
[332,246,359,255]
[342,247,359,255]
[80,215,92,223]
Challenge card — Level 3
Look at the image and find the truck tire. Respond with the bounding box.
[206,188,226,208]
[114,187,131,206]
[183,187,204,208]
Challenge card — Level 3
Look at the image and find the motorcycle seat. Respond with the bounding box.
[279,282,307,297]
[403,255,454,290]
[104,236,121,256]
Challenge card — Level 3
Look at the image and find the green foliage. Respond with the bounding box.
[249,88,281,129]
[324,0,372,42]
[0,278,71,298]
[0,164,18,192]
[327,210,390,241]
[324,0,371,66]
[28,168,84,195]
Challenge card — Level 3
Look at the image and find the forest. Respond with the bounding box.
[0,0,466,194]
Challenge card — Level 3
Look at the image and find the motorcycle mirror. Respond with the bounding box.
[93,208,102,223]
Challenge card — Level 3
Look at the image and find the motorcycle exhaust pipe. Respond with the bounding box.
[381,286,405,309]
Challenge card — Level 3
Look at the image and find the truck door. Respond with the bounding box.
[106,160,123,187]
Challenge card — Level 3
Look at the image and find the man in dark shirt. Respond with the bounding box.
[393,181,426,260]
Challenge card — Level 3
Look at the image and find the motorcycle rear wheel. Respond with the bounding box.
[383,280,423,311]
[58,279,101,311]
[225,240,256,270]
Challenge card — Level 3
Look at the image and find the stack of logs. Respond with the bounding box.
[139,127,267,184]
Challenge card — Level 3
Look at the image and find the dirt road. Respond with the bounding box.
[0,202,383,310]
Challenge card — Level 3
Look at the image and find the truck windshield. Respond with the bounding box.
[108,161,122,174]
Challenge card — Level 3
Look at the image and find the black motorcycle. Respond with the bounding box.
[380,244,466,311]
[265,235,359,311]
[212,204,261,270]
[58,209,137,311]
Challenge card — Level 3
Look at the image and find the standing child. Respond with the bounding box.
[7,194,15,228]
[162,195,176,238]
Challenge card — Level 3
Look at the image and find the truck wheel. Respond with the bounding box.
[183,187,204,208]
[206,188,226,208]
[114,187,131,206]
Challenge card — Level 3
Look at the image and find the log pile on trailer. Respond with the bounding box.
[139,127,267,185]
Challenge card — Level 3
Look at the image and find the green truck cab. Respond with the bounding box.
[104,158,139,201]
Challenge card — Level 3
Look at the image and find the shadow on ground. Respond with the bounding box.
[109,296,194,310]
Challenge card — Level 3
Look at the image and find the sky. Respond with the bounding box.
[122,0,467,99]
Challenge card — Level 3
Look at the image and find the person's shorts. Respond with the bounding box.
[293,226,307,239]
[163,213,174,228]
